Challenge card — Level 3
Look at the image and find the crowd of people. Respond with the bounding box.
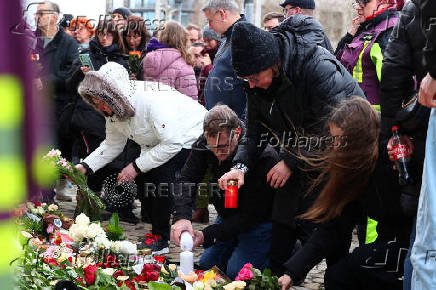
[29,0,436,289]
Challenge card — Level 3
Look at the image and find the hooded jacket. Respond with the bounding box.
[232,15,364,225]
[78,62,207,173]
[143,39,198,100]
[335,8,399,106]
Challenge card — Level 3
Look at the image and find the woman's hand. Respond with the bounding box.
[267,160,291,189]
[75,163,87,175]
[348,16,362,36]
[117,163,139,183]
[278,274,293,290]
[80,66,91,74]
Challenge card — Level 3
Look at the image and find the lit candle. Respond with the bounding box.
[180,251,194,275]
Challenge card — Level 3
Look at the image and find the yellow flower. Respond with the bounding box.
[202,270,216,282]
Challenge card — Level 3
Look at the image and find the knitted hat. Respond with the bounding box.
[202,25,223,42]
[231,22,280,77]
[112,7,132,19]
[78,62,136,121]
[280,0,315,9]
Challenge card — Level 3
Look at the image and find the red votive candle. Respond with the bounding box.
[225,179,238,208]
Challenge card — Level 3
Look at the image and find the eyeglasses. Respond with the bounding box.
[353,0,369,8]
[282,6,297,15]
[35,10,57,16]
[237,76,259,83]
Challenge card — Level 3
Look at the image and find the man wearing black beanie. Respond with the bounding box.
[218,17,365,280]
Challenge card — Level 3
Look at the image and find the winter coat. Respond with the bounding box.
[335,8,399,106]
[379,0,430,202]
[78,63,207,174]
[88,37,128,71]
[198,46,219,106]
[64,44,138,170]
[204,16,247,118]
[143,38,198,100]
[421,0,436,78]
[173,124,276,248]
[232,15,364,226]
[283,143,413,283]
[34,27,79,119]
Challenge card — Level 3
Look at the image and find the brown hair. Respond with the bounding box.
[158,21,194,66]
[300,97,380,223]
[186,23,202,39]
[203,105,240,138]
[263,12,284,24]
[95,20,126,52]
[122,15,151,53]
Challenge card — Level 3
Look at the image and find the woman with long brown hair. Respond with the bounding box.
[278,97,412,290]
[142,21,198,100]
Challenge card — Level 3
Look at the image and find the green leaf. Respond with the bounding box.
[148,281,173,290]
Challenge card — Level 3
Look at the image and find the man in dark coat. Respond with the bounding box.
[34,1,79,121]
[218,17,364,276]
[379,2,433,287]
[202,0,247,118]
[171,105,276,279]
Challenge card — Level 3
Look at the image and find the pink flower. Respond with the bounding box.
[235,267,254,281]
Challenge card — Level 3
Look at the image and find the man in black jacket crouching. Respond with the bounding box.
[171,105,277,279]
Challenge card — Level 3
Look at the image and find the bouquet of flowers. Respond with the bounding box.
[234,263,279,290]
[43,149,104,220]
[128,51,142,77]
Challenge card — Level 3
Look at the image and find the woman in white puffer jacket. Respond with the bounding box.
[76,62,207,254]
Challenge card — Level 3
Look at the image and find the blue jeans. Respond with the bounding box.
[403,218,416,290]
[411,108,436,289]
[199,217,272,279]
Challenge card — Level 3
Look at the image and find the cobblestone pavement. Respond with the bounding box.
[58,197,358,290]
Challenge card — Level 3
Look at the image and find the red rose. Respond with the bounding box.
[154,256,165,264]
[113,270,126,279]
[105,255,116,264]
[142,263,160,273]
[84,264,98,285]
[133,275,146,282]
[146,271,159,281]
[77,277,85,287]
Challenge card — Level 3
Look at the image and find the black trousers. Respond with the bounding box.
[324,240,407,290]
[136,149,190,241]
[269,220,315,277]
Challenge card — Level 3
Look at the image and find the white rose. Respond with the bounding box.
[85,223,103,239]
[102,268,115,276]
[41,203,47,207]
[111,241,121,252]
[95,235,111,249]
[193,281,205,290]
[26,202,35,210]
[75,213,90,226]
[169,264,177,271]
[69,224,87,243]
[118,241,137,255]
[232,281,246,289]
[48,204,58,212]
[37,207,45,215]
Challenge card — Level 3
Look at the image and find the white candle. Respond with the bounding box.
[180,231,193,251]
[180,251,194,275]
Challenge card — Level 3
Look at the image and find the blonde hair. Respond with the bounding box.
[158,21,194,66]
